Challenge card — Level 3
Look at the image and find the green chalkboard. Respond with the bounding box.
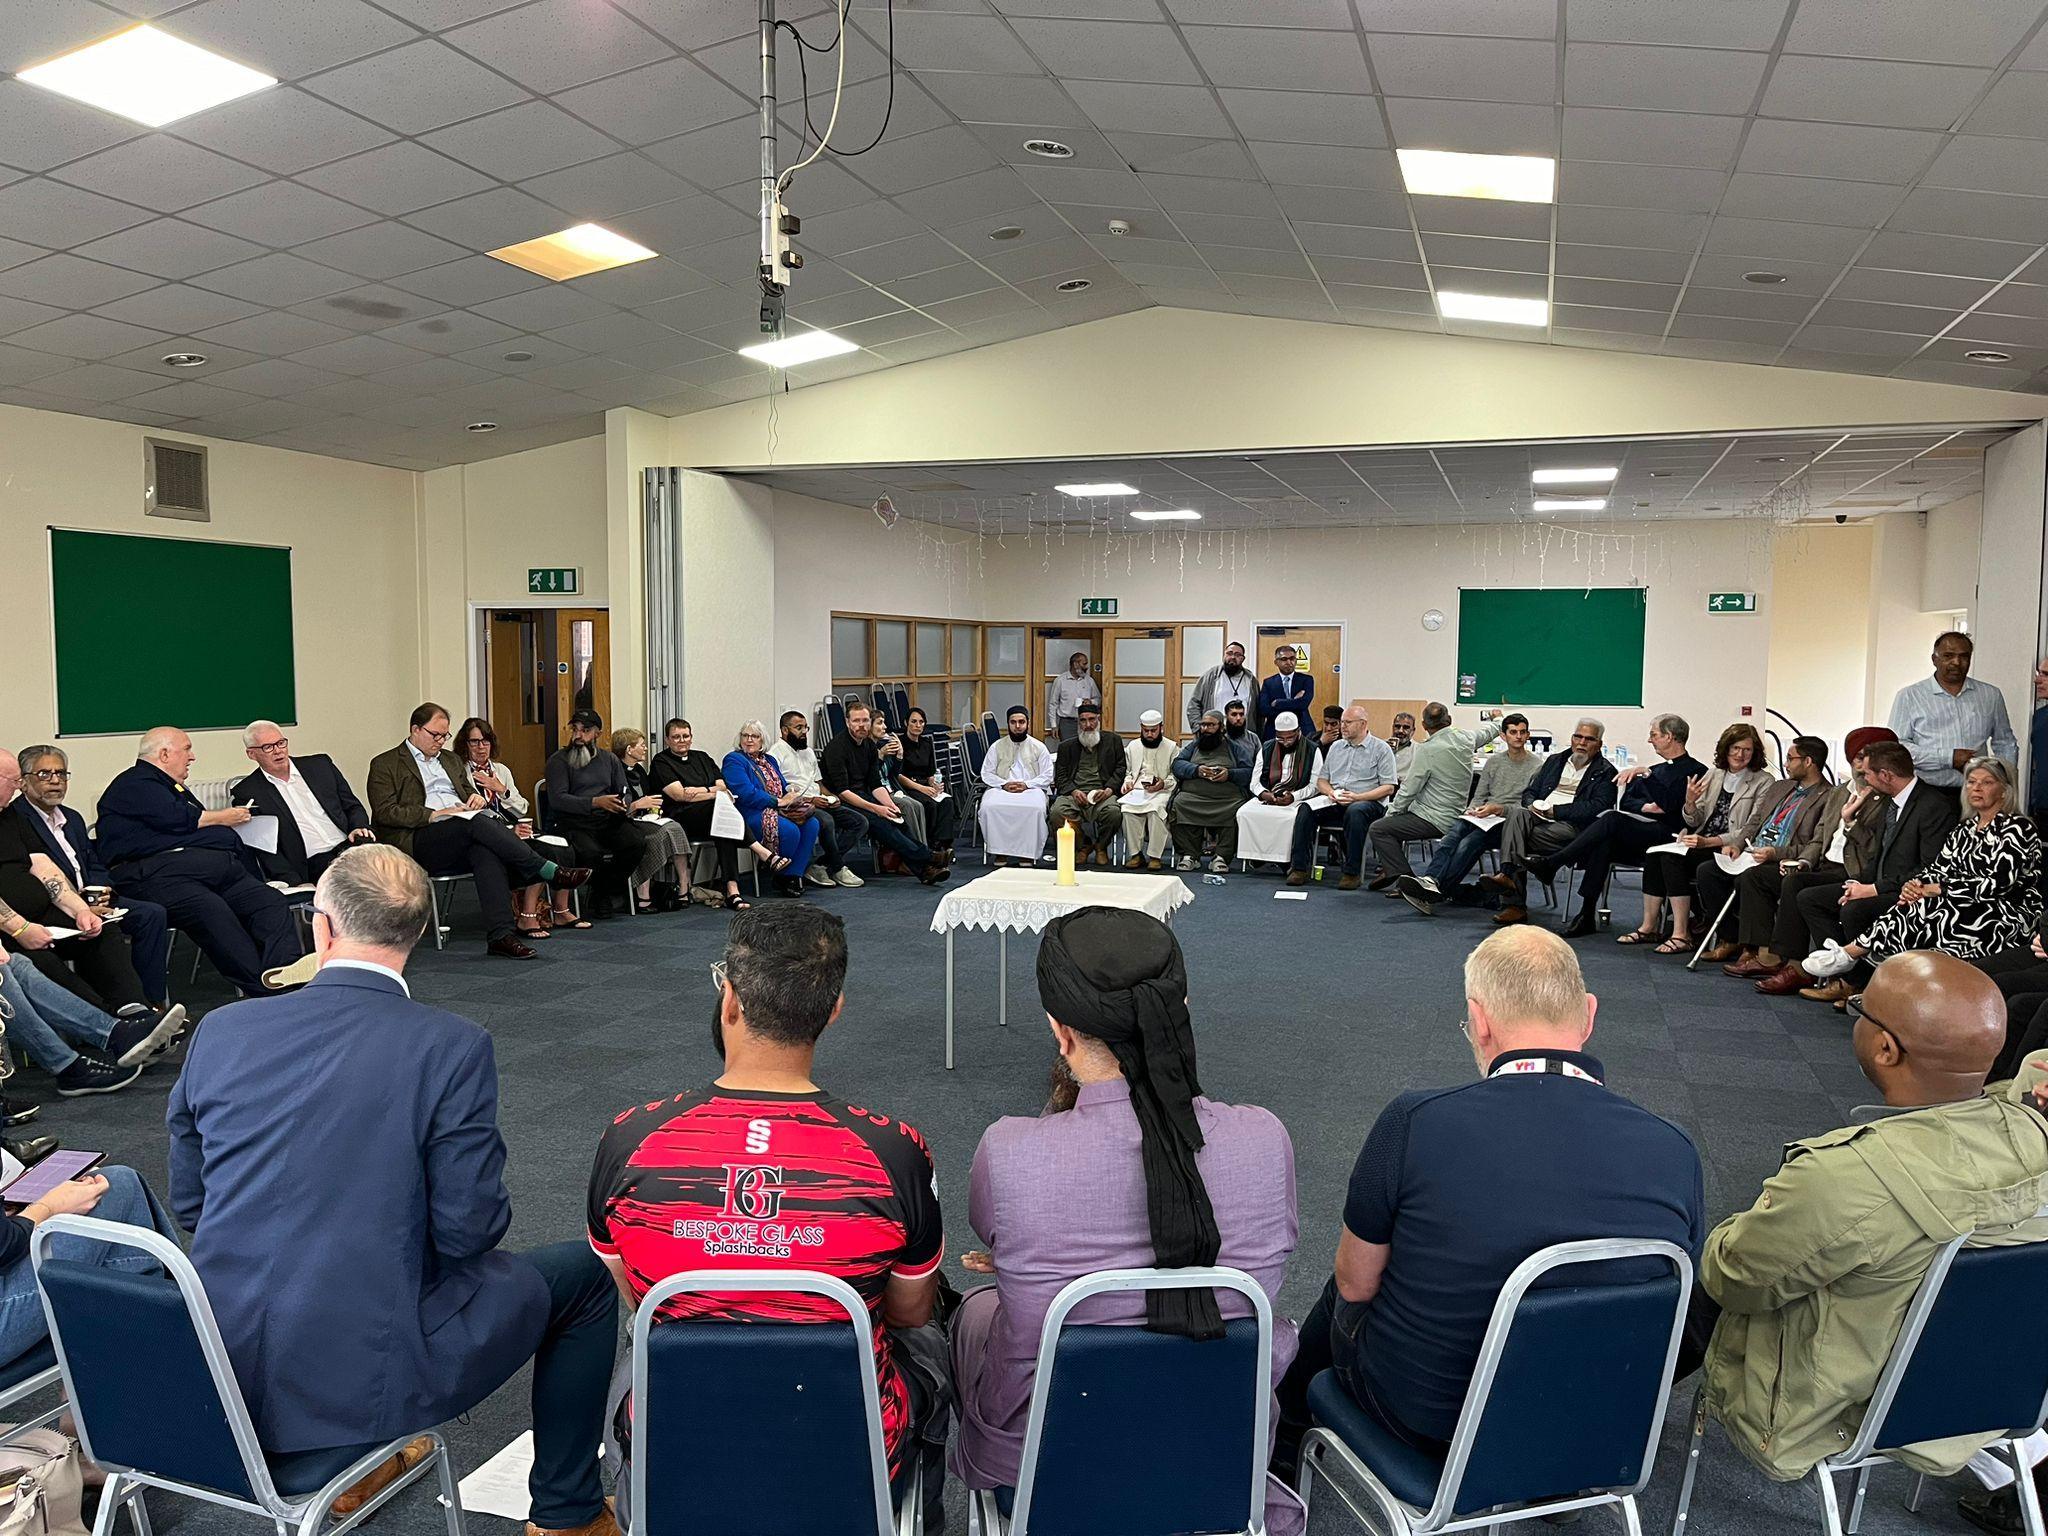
[49,529,296,737]
[1455,587,1646,708]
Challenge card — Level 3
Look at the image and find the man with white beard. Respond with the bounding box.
[543,709,654,909]
[1049,700,1125,865]
[1120,712,1177,870]
[979,707,1055,866]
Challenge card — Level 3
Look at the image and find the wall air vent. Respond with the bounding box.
[145,438,209,522]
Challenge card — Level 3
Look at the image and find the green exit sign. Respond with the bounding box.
[1708,591,1756,613]
[1078,597,1118,617]
[528,567,580,596]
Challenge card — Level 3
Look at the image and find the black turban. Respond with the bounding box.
[1036,907,1224,1338]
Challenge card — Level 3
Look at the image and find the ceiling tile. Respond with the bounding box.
[198,310,359,354]
[0,177,153,248]
[1831,266,1995,308]
[453,334,585,372]
[847,125,1002,195]
[881,260,1005,306]
[1890,186,2048,246]
[1183,24,1374,92]
[1807,297,1951,334]
[1429,264,1546,300]
[1217,87,1385,148]
[1759,56,1993,130]
[421,100,616,182]
[1359,0,1554,35]
[1564,43,1771,113]
[1418,234,1546,274]
[1314,253,1430,286]
[70,217,262,280]
[402,185,567,248]
[642,117,777,191]
[303,39,529,134]
[1565,0,1792,51]
[1562,161,1728,214]
[0,251,158,307]
[10,312,168,360]
[1561,108,1745,171]
[300,141,493,215]
[0,80,140,173]
[1677,283,1817,321]
[1859,228,2037,279]
[1965,71,2048,141]
[608,191,754,253]
[1687,253,1841,293]
[611,0,834,49]
[552,57,752,145]
[473,286,620,332]
[1552,275,1681,312]
[1247,142,1402,192]
[885,10,1047,73]
[1557,244,1694,283]
[293,282,442,333]
[1737,119,1945,184]
[1717,172,1900,228]
[1781,0,2042,67]
[16,360,162,400]
[1788,322,1927,357]
[1008,18,1202,83]
[384,254,546,308]
[191,356,338,396]
[1383,97,1554,157]
[0,0,137,74]
[1699,215,1869,263]
[291,221,469,281]
[895,167,1038,226]
[287,332,430,374]
[522,153,695,219]
[1141,172,1276,215]
[189,251,357,305]
[92,282,260,332]
[185,181,377,246]
[0,235,47,274]
[1172,209,1300,249]
[639,284,760,334]
[170,0,421,78]
[1062,81,1231,137]
[1273,183,1411,228]
[1552,306,1667,336]
[444,0,674,92]
[172,88,397,176]
[1169,0,1352,25]
[1412,195,1552,240]
[1922,135,2048,199]
[51,136,270,214]
[917,71,1091,128]
[1368,34,1554,103]
[838,231,968,282]
[1105,135,1255,178]
[376,312,525,356]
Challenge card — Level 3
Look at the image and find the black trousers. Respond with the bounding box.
[1642,847,1714,901]
[1795,881,1886,951]
[415,816,550,942]
[25,929,148,1012]
[556,814,653,884]
[111,848,300,996]
[669,804,741,886]
[1276,1276,1446,1469]
[1543,811,1670,909]
[900,785,958,846]
[1977,948,2048,1081]
[850,806,933,871]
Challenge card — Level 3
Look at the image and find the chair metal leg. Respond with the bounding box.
[428,881,446,951]
[2013,1440,2047,1536]
[1846,1465,1872,1535]
[1619,1495,1645,1536]
[1905,1473,1926,1515]
[1669,1387,1707,1536]
[92,1477,127,1536]
[1297,1429,1408,1536]
[1815,1467,1848,1536]
[432,1436,466,1536]
[1688,890,1740,970]
[123,1483,152,1536]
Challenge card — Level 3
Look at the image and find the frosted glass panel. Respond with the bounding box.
[988,626,1025,675]
[876,620,909,676]
[915,683,946,722]
[951,625,979,673]
[1182,626,1223,673]
[1044,636,1092,674]
[1115,637,1167,674]
[953,682,980,725]
[1114,684,1164,735]
[831,617,868,678]
[987,683,1027,719]
[915,624,945,675]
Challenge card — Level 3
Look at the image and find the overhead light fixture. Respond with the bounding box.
[1130,508,1201,521]
[988,226,1024,241]
[1054,278,1092,293]
[466,421,498,433]
[1532,497,1607,512]
[487,223,657,282]
[1024,138,1074,159]
[1897,478,1926,486]
[19,24,275,127]
[1531,467,1617,485]
[1397,148,1556,204]
[161,352,207,368]
[737,328,860,367]
[502,350,535,363]
[1056,482,1138,496]
[1756,455,1785,463]
[1647,470,1673,479]
[1437,290,1548,326]
[1743,271,1788,285]
[1965,349,2013,363]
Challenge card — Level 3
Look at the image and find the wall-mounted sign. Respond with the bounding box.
[1078,596,1118,617]
[528,567,580,595]
[1708,591,1756,613]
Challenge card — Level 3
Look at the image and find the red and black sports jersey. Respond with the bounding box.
[588,1087,943,1473]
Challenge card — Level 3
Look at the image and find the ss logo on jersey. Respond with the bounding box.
[745,1117,772,1154]
[722,1164,786,1220]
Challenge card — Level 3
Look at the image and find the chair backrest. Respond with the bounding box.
[1010,1268,1271,1536]
[823,697,847,743]
[1856,1232,2048,1459]
[630,1270,895,1536]
[532,777,552,834]
[33,1217,281,1513]
[891,685,912,730]
[980,711,999,746]
[1428,1240,1691,1525]
[962,727,987,780]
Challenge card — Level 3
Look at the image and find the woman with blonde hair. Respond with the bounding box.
[611,726,693,911]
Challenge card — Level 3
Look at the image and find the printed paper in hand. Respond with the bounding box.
[1714,849,1760,876]
[1301,794,1334,811]
[1119,788,1162,813]
[233,815,281,855]
[39,927,81,943]
[1646,840,1690,857]
[459,1432,535,1522]
[1459,813,1505,831]
[710,789,745,840]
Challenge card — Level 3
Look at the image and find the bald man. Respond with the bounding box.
[1696,951,2048,1490]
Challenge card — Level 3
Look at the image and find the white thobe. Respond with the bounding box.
[1120,739,1178,859]
[979,735,1054,859]
[1235,747,1324,864]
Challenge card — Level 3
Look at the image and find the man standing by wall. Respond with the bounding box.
[1046,652,1100,745]
[1890,632,2018,802]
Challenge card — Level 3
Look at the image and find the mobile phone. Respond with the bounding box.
[2,1150,105,1207]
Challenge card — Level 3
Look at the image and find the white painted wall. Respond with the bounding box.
[1768,524,1873,756]
[1923,494,1982,616]
[676,470,777,752]
[1980,425,2048,770]
[1866,514,1953,734]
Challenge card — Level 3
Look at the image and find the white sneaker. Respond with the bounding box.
[834,867,865,888]
[805,866,833,888]
[1803,940,1856,978]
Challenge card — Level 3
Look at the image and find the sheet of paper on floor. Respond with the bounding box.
[459,1431,535,1522]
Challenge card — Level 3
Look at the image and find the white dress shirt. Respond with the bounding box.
[35,804,84,885]
[266,764,347,857]
[322,958,411,997]
[770,739,825,798]
[407,741,462,811]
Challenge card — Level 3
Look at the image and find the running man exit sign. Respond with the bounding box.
[1078,597,1118,616]
[528,567,580,595]
[1707,592,1756,613]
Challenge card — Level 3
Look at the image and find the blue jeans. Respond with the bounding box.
[0,955,117,1074]
[0,1167,175,1366]
[1425,821,1499,889]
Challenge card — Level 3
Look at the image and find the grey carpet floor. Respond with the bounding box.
[63,865,1993,1536]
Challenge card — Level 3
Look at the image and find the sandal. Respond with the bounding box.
[550,911,594,931]
[514,917,553,939]
[723,892,751,911]
[1615,929,1660,946]
[1653,935,1692,955]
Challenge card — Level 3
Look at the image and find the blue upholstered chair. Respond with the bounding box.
[627,1270,919,1536]
[1671,1229,2048,1536]
[974,1266,1274,1536]
[31,1216,462,1536]
[1299,1239,1691,1536]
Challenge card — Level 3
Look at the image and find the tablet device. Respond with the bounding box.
[2,1151,105,1208]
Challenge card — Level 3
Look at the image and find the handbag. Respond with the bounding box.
[0,1430,88,1536]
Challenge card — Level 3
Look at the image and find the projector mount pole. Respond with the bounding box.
[758,0,795,339]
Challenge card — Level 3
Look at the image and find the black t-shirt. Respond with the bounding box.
[0,813,58,923]
[820,734,883,798]
[646,749,719,796]
[899,734,938,784]
[1342,1049,1704,1443]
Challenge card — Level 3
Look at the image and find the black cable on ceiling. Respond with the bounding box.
[775,0,896,163]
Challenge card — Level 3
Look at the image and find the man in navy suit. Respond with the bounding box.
[1257,645,1315,743]
[11,744,172,1011]
[96,727,300,998]
[168,845,618,1536]
[229,721,375,886]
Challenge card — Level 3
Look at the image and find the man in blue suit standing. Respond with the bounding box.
[168,845,618,1536]
[1257,644,1314,743]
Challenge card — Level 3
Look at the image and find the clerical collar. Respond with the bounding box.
[1488,1049,1604,1085]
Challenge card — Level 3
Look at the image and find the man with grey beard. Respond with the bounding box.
[544,709,655,912]
[1049,700,1125,865]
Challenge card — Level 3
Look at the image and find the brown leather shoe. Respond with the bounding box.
[527,1501,622,1536]
[1494,904,1529,925]
[487,936,539,960]
[1367,873,1397,891]
[333,1437,435,1516]
[1724,953,1780,979]
[1799,977,1855,1003]
[1701,942,1741,964]
[1479,870,1519,894]
[1285,870,1309,887]
[1145,858,1163,870]
[1337,874,1361,891]
[1755,963,1813,995]
[548,864,593,891]
[1125,853,1145,869]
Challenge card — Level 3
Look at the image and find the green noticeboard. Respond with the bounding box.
[1455,587,1646,708]
[50,529,296,737]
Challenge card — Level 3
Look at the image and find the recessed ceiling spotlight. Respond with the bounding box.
[1055,277,1092,292]
[488,222,657,281]
[1742,270,1789,285]
[1056,482,1138,496]
[1438,290,1548,326]
[467,421,498,433]
[1756,455,1785,463]
[988,226,1024,241]
[738,328,860,367]
[1024,138,1074,159]
[1648,470,1672,478]
[502,350,535,363]
[1130,508,1201,521]
[1965,349,2013,363]
[161,352,207,368]
[1531,466,1617,485]
[19,24,275,127]
[1704,505,1723,511]
[1532,497,1607,512]
[1897,478,1927,486]
[1397,147,1556,204]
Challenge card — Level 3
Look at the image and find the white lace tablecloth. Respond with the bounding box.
[930,866,1194,936]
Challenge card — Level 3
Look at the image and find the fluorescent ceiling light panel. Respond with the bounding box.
[1055,482,1139,496]
[1531,467,1618,485]
[488,223,658,282]
[1129,508,1201,521]
[19,25,275,127]
[1532,498,1608,512]
[1437,291,1548,327]
[1397,148,1555,204]
[737,329,860,367]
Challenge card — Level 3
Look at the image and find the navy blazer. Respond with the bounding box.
[1623,752,1708,834]
[1257,672,1315,740]
[229,755,371,881]
[167,967,547,1453]
[9,799,109,888]
[1518,751,1619,830]
[96,762,244,868]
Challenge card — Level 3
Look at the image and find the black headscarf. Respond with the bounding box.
[1036,907,1224,1338]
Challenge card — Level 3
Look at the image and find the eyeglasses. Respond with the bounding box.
[252,739,289,753]
[420,728,450,742]
[1570,733,1599,744]
[709,959,728,995]
[27,768,70,781]
[1845,993,1906,1057]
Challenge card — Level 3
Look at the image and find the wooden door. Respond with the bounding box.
[552,608,611,736]
[1103,627,1180,739]
[484,611,548,799]
[1028,625,1102,739]
[1256,625,1342,729]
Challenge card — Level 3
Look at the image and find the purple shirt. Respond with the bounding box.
[954,1078,1299,1488]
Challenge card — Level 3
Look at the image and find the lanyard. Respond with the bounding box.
[1489,1056,1602,1085]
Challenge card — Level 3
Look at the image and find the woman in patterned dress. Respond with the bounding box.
[1804,756,2042,979]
